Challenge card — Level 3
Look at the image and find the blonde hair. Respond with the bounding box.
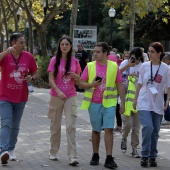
[122,51,130,60]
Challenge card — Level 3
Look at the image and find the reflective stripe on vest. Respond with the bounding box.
[81,61,118,110]
[124,76,137,116]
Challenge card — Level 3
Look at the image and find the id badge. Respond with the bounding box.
[149,86,158,95]
[14,72,21,78]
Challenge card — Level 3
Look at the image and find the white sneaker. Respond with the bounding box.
[161,120,170,125]
[49,153,58,161]
[1,151,9,165]
[69,157,79,166]
[132,148,141,158]
[8,150,16,161]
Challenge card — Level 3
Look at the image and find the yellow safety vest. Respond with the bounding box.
[81,60,118,110]
[124,76,137,116]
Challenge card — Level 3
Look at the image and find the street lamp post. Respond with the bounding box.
[16,7,22,32]
[17,7,22,22]
[108,7,116,46]
[26,22,29,51]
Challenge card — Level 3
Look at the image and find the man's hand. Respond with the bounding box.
[91,77,102,87]
[6,45,17,54]
[119,102,125,114]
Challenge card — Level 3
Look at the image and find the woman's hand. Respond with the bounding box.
[127,60,135,68]
[133,99,137,110]
[68,72,79,81]
[129,72,139,77]
[164,99,170,111]
[57,90,67,100]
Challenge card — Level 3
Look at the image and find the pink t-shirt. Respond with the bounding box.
[117,59,123,66]
[0,51,38,103]
[80,61,122,103]
[108,54,117,63]
[48,57,81,98]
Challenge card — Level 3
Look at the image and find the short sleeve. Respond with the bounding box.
[47,57,56,72]
[138,64,144,85]
[116,67,122,83]
[75,58,82,74]
[80,66,88,81]
[166,66,170,88]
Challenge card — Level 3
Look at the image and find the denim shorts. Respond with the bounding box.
[88,102,116,132]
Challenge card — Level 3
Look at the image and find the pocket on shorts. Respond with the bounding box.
[48,106,56,120]
[71,103,77,117]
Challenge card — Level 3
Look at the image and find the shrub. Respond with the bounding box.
[34,55,51,84]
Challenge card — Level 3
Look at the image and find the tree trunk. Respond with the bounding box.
[69,0,78,37]
[37,26,47,57]
[129,0,135,50]
[1,1,9,48]
[28,20,33,54]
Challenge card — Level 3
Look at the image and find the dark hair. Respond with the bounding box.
[130,47,144,63]
[149,42,164,61]
[10,33,23,45]
[95,42,109,55]
[53,35,72,78]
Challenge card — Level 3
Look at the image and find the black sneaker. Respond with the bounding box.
[141,157,148,167]
[90,153,99,165]
[121,139,127,153]
[104,156,118,169]
[149,158,157,167]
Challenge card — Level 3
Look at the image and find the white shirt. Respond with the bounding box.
[119,59,142,86]
[118,59,142,103]
[137,61,170,115]
[143,53,149,62]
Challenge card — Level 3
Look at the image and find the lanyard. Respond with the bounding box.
[150,61,161,84]
[12,54,21,70]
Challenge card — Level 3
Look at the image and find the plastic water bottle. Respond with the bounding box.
[28,82,34,93]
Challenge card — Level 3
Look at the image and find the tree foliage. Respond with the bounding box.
[105,0,170,50]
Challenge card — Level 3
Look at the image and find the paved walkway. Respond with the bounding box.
[1,87,170,170]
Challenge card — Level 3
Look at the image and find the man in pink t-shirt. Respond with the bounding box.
[0,33,38,165]
[80,42,125,169]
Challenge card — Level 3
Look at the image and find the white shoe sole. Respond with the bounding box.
[49,157,58,161]
[69,160,79,165]
[121,149,126,153]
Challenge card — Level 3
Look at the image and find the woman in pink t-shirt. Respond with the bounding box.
[47,36,81,166]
